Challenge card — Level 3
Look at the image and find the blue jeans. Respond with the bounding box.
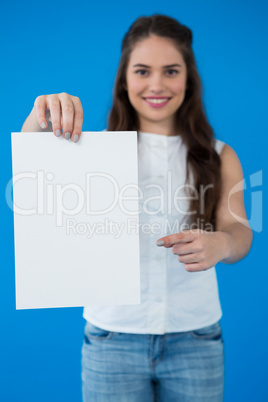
[81,320,224,401]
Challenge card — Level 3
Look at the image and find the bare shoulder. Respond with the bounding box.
[219,143,243,181]
[215,143,248,231]
[220,143,240,161]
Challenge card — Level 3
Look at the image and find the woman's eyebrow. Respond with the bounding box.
[132,63,182,68]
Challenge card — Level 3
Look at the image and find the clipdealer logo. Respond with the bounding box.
[5,169,263,234]
[228,170,263,233]
[5,170,205,222]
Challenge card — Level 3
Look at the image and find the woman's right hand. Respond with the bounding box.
[34,93,83,142]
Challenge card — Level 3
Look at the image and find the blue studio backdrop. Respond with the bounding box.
[0,0,267,401]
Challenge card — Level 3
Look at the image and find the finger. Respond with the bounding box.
[156,230,195,247]
[172,242,201,255]
[60,93,74,140]
[34,96,48,129]
[177,252,201,263]
[71,96,83,143]
[184,262,208,272]
[47,95,62,137]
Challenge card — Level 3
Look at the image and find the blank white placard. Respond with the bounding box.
[11,131,140,309]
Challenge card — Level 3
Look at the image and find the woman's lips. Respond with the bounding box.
[143,97,171,108]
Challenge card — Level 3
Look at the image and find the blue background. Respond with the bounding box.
[1,0,267,400]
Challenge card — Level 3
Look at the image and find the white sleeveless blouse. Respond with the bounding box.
[83,131,226,334]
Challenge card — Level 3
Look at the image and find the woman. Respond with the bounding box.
[21,14,253,402]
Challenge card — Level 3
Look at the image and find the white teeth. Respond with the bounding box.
[145,98,169,104]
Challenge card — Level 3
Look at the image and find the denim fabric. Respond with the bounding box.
[81,321,224,401]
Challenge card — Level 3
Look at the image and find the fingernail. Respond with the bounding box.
[65,132,71,140]
[55,129,61,137]
[156,240,164,246]
[73,134,79,143]
[41,122,46,129]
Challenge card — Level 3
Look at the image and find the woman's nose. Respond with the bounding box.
[148,73,165,92]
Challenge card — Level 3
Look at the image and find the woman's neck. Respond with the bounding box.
[138,119,177,136]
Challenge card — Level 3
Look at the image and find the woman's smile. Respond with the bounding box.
[142,96,171,108]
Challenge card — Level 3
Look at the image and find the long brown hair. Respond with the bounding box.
[107,14,222,232]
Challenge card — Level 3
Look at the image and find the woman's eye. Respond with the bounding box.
[134,69,179,76]
[166,69,179,76]
[135,69,148,76]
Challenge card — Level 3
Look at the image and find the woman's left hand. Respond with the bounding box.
[156,229,231,272]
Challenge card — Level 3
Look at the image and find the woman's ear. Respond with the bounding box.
[122,81,127,91]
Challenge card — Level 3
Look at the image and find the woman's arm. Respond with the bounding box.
[156,143,253,271]
[215,144,253,264]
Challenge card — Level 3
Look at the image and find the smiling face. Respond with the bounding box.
[125,34,187,135]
